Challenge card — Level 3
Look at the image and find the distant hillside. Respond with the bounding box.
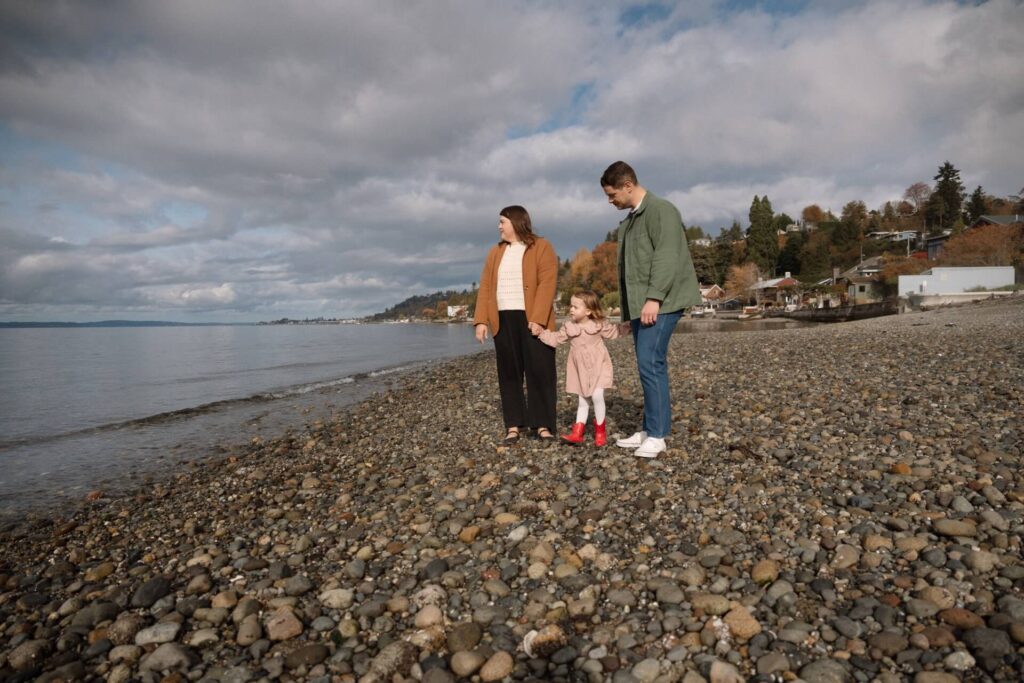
[370,289,477,321]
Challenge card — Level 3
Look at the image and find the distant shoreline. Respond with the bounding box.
[0,320,250,328]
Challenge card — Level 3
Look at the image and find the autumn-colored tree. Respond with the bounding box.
[880,256,930,294]
[724,262,760,303]
[569,247,594,284]
[589,241,618,297]
[560,247,595,304]
[802,204,826,225]
[942,225,1024,267]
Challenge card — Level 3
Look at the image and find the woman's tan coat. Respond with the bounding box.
[473,238,558,336]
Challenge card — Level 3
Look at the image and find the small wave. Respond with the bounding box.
[267,376,356,398]
[0,361,430,451]
[0,375,356,450]
[368,364,417,378]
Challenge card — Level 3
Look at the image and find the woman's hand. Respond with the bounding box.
[528,322,543,336]
[474,324,488,344]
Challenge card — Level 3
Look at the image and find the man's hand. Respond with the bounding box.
[474,324,488,343]
[528,322,543,336]
[640,299,661,326]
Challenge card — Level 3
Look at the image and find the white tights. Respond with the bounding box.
[575,388,606,424]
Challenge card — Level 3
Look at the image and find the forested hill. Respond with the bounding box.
[369,289,477,321]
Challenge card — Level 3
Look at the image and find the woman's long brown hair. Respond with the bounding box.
[499,205,537,246]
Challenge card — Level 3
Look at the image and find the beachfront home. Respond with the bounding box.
[750,274,800,307]
[447,305,469,319]
[700,284,726,305]
[838,257,886,304]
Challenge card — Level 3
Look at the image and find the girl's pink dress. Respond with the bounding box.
[538,319,625,398]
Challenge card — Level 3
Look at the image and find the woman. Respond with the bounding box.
[473,205,558,444]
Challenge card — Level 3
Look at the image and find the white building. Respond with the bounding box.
[898,266,1015,297]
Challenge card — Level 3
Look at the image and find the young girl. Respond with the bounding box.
[529,291,630,446]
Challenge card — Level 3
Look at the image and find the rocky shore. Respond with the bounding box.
[1,296,1022,683]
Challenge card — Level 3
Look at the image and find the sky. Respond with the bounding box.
[1,0,1022,322]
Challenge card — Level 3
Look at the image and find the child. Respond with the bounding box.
[528,291,630,446]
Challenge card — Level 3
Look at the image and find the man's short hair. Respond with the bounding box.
[601,161,638,189]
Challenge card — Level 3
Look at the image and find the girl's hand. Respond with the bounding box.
[528,322,543,336]
[475,324,488,343]
[618,322,632,335]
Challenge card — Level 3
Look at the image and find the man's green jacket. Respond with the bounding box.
[616,191,702,321]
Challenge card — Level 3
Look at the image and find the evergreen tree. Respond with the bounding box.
[927,161,965,232]
[834,200,867,248]
[685,225,706,241]
[724,220,744,242]
[798,231,832,281]
[712,224,744,286]
[771,213,795,234]
[777,231,805,276]
[746,195,779,276]
[966,186,987,225]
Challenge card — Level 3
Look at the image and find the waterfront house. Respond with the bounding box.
[750,274,800,307]
[838,256,886,304]
[447,305,469,319]
[699,284,726,305]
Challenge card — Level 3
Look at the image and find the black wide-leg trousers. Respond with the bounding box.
[493,310,557,431]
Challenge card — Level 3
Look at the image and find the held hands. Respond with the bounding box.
[617,322,632,336]
[640,299,661,326]
[474,324,488,344]
[527,322,544,336]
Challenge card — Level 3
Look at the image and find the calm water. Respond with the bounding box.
[0,316,812,520]
[0,323,483,519]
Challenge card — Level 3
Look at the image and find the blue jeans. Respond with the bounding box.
[631,309,682,438]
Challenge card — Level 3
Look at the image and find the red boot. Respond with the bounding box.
[561,422,586,445]
[594,421,607,447]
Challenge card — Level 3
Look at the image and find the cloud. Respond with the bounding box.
[1,0,1022,321]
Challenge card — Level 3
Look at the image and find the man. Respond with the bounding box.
[601,161,700,458]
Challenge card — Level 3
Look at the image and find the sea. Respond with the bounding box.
[0,322,485,521]
[0,316,810,522]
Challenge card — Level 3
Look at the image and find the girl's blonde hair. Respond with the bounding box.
[573,290,605,321]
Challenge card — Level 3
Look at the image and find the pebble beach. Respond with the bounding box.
[2,296,1022,683]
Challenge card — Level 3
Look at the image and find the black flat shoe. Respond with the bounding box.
[535,428,556,441]
[503,428,521,445]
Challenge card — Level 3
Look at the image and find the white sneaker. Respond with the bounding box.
[615,431,647,448]
[633,437,666,459]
